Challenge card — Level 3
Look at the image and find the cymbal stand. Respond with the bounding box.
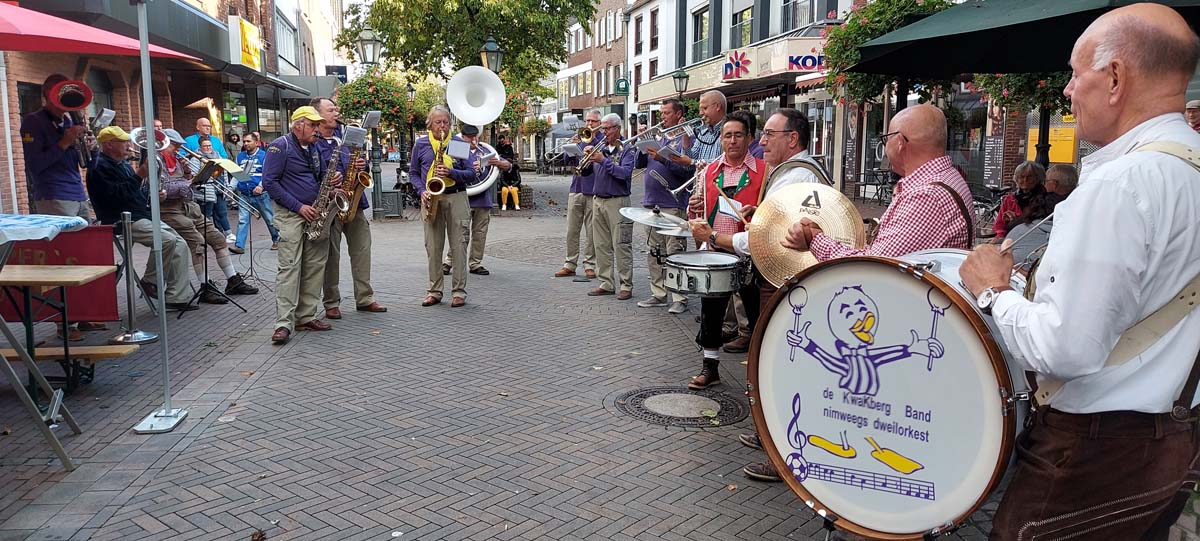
[178,183,247,319]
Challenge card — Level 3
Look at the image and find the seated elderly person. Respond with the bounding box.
[84,126,196,311]
[1004,190,1060,271]
[994,160,1056,238]
[1044,163,1079,198]
[158,129,258,303]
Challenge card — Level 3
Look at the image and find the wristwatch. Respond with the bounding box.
[709,231,718,246]
[977,286,1013,315]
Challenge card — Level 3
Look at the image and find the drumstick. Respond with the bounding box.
[715,189,750,225]
[997,212,1054,254]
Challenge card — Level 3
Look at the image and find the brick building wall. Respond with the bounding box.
[590,0,629,118]
[0,52,173,214]
[999,109,1025,187]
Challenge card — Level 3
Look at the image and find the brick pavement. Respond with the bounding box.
[0,170,1187,540]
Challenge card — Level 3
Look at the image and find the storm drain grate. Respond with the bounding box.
[613,386,749,428]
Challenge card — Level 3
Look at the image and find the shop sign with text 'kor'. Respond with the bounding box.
[788,51,825,72]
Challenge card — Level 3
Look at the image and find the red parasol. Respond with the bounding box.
[0,2,200,60]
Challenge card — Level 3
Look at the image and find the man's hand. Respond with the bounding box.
[158,189,167,202]
[961,244,1014,297]
[782,218,822,252]
[571,135,582,144]
[489,157,511,171]
[646,147,660,161]
[421,191,432,205]
[434,164,451,178]
[59,126,87,149]
[327,171,343,185]
[689,219,713,245]
[739,204,757,222]
[252,185,264,195]
[668,153,693,166]
[353,156,367,170]
[590,149,604,164]
[298,204,319,222]
[687,190,705,217]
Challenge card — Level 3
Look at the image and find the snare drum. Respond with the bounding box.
[664,251,749,297]
[748,250,1030,539]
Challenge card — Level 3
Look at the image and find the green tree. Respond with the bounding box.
[336,69,445,134]
[823,0,955,104]
[970,72,1072,115]
[335,0,594,94]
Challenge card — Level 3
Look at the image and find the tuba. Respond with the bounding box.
[48,79,95,168]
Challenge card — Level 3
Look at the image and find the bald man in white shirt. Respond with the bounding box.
[962,5,1200,538]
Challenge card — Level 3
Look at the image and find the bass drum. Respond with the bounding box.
[747,250,1030,539]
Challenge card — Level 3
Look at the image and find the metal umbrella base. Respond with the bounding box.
[133,408,187,434]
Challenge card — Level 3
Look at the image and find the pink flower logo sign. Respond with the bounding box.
[723,51,753,80]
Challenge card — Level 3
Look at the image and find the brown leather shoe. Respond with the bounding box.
[356,302,387,312]
[587,288,614,296]
[450,297,466,307]
[688,359,721,390]
[743,462,782,482]
[271,327,290,344]
[297,319,333,331]
[554,267,576,278]
[723,335,752,353]
[421,296,441,307]
[616,290,633,300]
[739,433,763,450]
[325,307,343,319]
[77,321,108,331]
[584,269,597,279]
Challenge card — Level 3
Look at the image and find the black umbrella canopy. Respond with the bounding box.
[851,0,1200,77]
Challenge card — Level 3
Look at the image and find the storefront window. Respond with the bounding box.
[800,99,834,168]
[863,104,885,173]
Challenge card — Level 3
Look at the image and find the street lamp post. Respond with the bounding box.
[532,101,542,174]
[480,36,505,146]
[356,24,386,219]
[672,69,690,102]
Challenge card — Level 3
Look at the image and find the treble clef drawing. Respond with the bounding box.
[784,393,809,482]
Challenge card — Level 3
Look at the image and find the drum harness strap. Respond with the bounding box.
[1034,141,1200,422]
[931,182,974,248]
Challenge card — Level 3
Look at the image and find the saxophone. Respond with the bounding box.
[422,134,452,224]
[337,145,373,223]
[304,135,346,242]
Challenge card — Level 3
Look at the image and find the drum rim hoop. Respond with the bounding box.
[745,255,1017,540]
[665,251,742,270]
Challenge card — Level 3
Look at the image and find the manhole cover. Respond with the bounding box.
[613,386,749,428]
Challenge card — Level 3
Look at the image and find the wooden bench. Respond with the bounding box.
[1,344,139,391]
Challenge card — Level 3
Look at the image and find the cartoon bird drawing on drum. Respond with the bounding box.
[787,285,945,396]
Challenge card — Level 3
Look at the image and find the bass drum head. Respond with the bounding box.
[748,257,1014,539]
[666,251,741,269]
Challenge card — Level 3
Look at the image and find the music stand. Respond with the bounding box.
[176,162,247,319]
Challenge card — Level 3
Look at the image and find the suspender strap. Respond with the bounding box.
[932,182,974,248]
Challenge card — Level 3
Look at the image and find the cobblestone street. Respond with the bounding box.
[0,168,1106,540]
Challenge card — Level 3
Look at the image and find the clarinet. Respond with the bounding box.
[304,136,344,241]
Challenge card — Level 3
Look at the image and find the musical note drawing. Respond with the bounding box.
[805,462,936,501]
[785,285,947,396]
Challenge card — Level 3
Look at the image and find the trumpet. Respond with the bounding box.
[656,118,704,153]
[577,140,623,176]
[170,141,261,219]
[669,175,697,196]
[577,126,594,141]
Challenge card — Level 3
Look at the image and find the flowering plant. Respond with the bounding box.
[970,72,1072,114]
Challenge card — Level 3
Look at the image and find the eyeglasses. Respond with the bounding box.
[586,119,601,125]
[721,131,748,140]
[760,129,796,139]
[880,131,908,145]
[601,125,618,131]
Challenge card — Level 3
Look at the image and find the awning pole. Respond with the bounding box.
[0,53,18,213]
[132,0,186,435]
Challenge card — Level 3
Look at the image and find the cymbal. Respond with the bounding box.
[656,226,693,237]
[748,184,865,287]
[619,206,688,229]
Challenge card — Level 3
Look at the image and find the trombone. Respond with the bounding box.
[174,142,261,219]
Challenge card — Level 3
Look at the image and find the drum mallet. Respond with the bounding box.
[997,212,1055,254]
[788,287,809,362]
[109,211,159,345]
[925,289,952,371]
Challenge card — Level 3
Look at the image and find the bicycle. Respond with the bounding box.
[973,185,1009,239]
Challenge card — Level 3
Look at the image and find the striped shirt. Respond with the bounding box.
[810,155,973,259]
[687,119,725,163]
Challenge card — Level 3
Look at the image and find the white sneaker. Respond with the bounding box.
[668,301,688,314]
[514,204,521,210]
[501,204,507,210]
[225,233,236,243]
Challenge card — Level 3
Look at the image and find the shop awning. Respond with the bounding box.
[0,1,198,60]
[794,72,827,90]
[852,0,1200,77]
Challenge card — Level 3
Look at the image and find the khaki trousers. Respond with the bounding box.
[645,207,687,302]
[273,203,330,331]
[127,218,192,304]
[324,210,375,310]
[35,199,92,221]
[424,191,469,300]
[446,207,490,270]
[563,192,595,272]
[591,195,633,293]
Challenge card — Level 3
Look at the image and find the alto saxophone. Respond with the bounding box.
[422,134,452,224]
[337,145,373,223]
[304,135,347,242]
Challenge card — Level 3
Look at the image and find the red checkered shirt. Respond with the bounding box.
[811,155,974,259]
[710,153,759,236]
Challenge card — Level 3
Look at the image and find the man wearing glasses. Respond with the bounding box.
[683,111,767,390]
[636,99,692,314]
[583,113,638,299]
[555,110,603,279]
[782,104,974,257]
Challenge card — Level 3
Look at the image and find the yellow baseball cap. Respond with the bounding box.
[290,106,323,123]
[96,126,130,143]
